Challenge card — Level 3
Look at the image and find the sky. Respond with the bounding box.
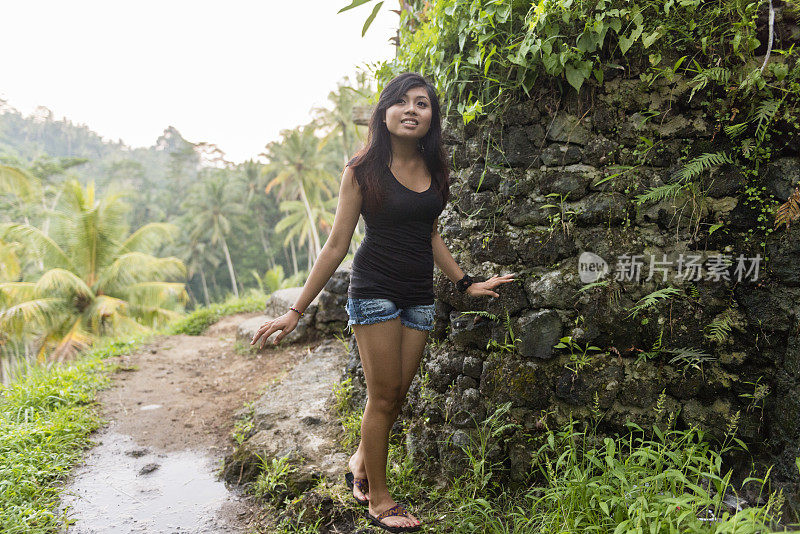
[0,0,398,164]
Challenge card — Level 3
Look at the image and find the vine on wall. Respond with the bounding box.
[366,0,799,249]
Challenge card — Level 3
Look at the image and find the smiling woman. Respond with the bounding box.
[250,72,516,532]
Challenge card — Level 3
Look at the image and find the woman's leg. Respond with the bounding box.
[349,324,428,499]
[396,324,429,417]
[351,318,420,528]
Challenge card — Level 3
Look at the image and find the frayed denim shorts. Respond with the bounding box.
[345,297,435,333]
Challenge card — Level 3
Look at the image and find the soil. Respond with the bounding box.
[57,311,322,533]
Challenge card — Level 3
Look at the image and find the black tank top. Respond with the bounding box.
[348,160,444,307]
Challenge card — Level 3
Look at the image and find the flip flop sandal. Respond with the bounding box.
[366,503,422,533]
[344,471,369,506]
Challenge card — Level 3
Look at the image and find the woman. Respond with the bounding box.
[251,72,515,532]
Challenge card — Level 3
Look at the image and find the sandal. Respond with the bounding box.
[344,471,369,506]
[366,503,422,533]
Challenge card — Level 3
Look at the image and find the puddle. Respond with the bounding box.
[58,429,249,533]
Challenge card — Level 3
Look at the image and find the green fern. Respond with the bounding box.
[576,280,610,293]
[689,66,731,101]
[633,182,687,205]
[688,283,700,301]
[664,346,715,377]
[458,310,499,322]
[626,287,682,319]
[675,152,734,182]
[724,122,748,139]
[754,99,780,145]
[636,327,664,364]
[704,308,736,343]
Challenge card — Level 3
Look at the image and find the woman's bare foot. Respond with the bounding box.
[348,452,369,501]
[368,497,421,529]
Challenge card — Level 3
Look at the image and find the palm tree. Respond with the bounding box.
[274,181,339,262]
[174,237,221,307]
[311,73,374,165]
[181,171,244,298]
[0,165,39,201]
[0,233,22,282]
[0,180,187,362]
[261,124,340,264]
[236,159,276,258]
[251,265,304,294]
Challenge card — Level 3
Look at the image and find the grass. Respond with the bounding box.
[0,334,152,534]
[0,293,270,533]
[320,383,800,534]
[167,291,269,335]
[332,376,363,451]
[250,455,300,505]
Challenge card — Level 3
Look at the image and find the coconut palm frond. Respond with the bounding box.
[125,282,188,308]
[34,268,94,297]
[89,294,128,319]
[0,239,23,282]
[0,297,63,333]
[2,223,74,271]
[97,252,186,292]
[0,282,38,305]
[118,222,179,254]
[50,318,93,363]
[0,164,40,201]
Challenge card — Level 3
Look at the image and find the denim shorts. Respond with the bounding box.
[345,297,435,333]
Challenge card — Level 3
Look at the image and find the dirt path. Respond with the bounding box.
[58,312,321,533]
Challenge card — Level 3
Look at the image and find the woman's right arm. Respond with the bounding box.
[251,164,362,347]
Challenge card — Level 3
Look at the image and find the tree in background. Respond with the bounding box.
[311,72,374,165]
[0,75,375,311]
[236,159,279,259]
[262,124,340,265]
[0,180,187,362]
[180,170,244,298]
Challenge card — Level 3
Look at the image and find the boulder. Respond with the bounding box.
[545,112,591,145]
[221,339,348,489]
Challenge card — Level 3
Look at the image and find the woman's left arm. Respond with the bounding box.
[431,217,516,298]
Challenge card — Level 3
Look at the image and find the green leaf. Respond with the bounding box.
[566,65,586,91]
[772,62,789,81]
[542,53,559,73]
[361,1,383,37]
[337,0,373,14]
[642,30,660,48]
[619,34,634,54]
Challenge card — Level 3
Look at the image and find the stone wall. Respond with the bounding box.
[342,73,800,499]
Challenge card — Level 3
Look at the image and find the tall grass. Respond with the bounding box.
[167,290,268,335]
[0,335,148,533]
[421,403,795,533]
[327,381,798,533]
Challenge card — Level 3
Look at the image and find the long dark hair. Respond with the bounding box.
[348,72,450,214]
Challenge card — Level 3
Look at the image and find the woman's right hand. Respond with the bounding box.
[250,311,300,348]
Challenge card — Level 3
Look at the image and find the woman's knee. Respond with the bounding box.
[367,387,404,415]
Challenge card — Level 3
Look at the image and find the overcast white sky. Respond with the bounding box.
[1,0,398,163]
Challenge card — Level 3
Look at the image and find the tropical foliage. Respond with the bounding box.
[0,180,187,363]
[0,75,374,377]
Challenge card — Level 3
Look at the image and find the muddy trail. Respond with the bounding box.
[57,312,322,533]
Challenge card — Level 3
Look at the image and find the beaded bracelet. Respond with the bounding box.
[289,306,304,317]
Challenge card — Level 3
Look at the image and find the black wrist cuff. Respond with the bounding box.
[456,274,474,293]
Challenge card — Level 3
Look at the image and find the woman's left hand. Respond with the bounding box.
[466,273,516,298]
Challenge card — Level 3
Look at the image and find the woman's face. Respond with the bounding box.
[384,85,433,142]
